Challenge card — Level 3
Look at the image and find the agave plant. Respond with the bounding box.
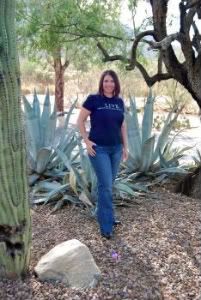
[125,90,188,177]
[68,135,143,208]
[23,90,78,185]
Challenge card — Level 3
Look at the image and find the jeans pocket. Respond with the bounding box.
[95,145,106,154]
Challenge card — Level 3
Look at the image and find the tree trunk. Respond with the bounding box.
[53,49,69,113]
[150,0,201,109]
[0,0,31,278]
[175,166,201,199]
[191,168,201,199]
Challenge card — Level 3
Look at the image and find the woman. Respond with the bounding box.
[77,70,128,239]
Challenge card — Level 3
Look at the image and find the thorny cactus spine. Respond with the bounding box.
[0,0,31,278]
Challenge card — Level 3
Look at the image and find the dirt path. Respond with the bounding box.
[0,190,200,300]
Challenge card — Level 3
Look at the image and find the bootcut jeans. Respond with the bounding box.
[89,144,123,235]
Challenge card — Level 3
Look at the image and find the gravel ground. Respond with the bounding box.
[0,190,201,300]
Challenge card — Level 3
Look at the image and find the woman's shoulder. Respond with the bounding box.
[115,96,124,105]
[86,93,100,100]
[83,94,100,110]
[114,96,125,111]
[118,95,124,100]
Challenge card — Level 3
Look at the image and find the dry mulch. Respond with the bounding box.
[0,190,201,300]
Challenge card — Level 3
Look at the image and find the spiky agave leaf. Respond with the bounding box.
[124,89,188,184]
[79,191,93,207]
[114,182,139,196]
[44,105,57,147]
[32,180,62,193]
[159,149,179,168]
[155,167,188,176]
[49,130,78,169]
[75,135,95,183]
[24,91,78,178]
[126,96,142,165]
[152,107,183,162]
[23,95,40,160]
[162,129,185,156]
[140,135,155,172]
[192,149,201,166]
[69,168,78,195]
[33,89,41,119]
[28,174,40,186]
[58,98,78,143]
[36,147,52,174]
[141,89,154,144]
[44,183,69,204]
[40,89,52,146]
[55,148,92,200]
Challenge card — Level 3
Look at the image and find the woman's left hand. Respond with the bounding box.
[122,147,128,162]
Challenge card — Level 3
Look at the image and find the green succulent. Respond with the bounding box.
[23,89,78,185]
[125,90,188,177]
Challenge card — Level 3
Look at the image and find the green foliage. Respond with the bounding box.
[153,114,191,131]
[153,115,166,130]
[17,0,125,68]
[172,116,191,131]
[156,80,195,113]
[125,90,188,177]
[165,80,191,110]
[55,137,96,207]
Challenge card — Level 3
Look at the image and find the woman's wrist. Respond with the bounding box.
[83,135,89,143]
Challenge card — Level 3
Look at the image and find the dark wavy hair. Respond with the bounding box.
[98,70,121,97]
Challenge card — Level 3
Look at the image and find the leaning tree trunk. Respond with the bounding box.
[53,49,69,113]
[0,0,31,278]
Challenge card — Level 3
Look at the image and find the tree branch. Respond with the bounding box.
[96,42,129,63]
[96,41,172,87]
[179,1,197,33]
[136,62,172,86]
[192,21,201,53]
[126,30,156,70]
[186,7,197,31]
[63,60,70,69]
[158,51,163,74]
[180,1,186,33]
[184,0,201,9]
[85,26,125,41]
[144,33,181,50]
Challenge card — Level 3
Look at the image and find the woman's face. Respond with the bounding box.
[102,74,115,96]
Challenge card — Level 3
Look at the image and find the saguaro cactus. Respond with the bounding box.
[0,0,31,278]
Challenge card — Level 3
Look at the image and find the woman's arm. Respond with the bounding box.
[77,107,96,156]
[121,120,128,161]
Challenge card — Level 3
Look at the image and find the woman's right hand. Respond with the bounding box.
[85,139,96,156]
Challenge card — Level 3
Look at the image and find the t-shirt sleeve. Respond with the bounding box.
[120,98,125,113]
[82,95,95,112]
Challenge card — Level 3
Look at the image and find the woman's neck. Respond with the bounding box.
[103,92,114,98]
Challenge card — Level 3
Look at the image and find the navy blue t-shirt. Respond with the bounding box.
[82,94,124,146]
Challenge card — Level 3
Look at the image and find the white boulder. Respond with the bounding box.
[34,239,101,288]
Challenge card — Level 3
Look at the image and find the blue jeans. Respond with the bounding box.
[89,144,123,234]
